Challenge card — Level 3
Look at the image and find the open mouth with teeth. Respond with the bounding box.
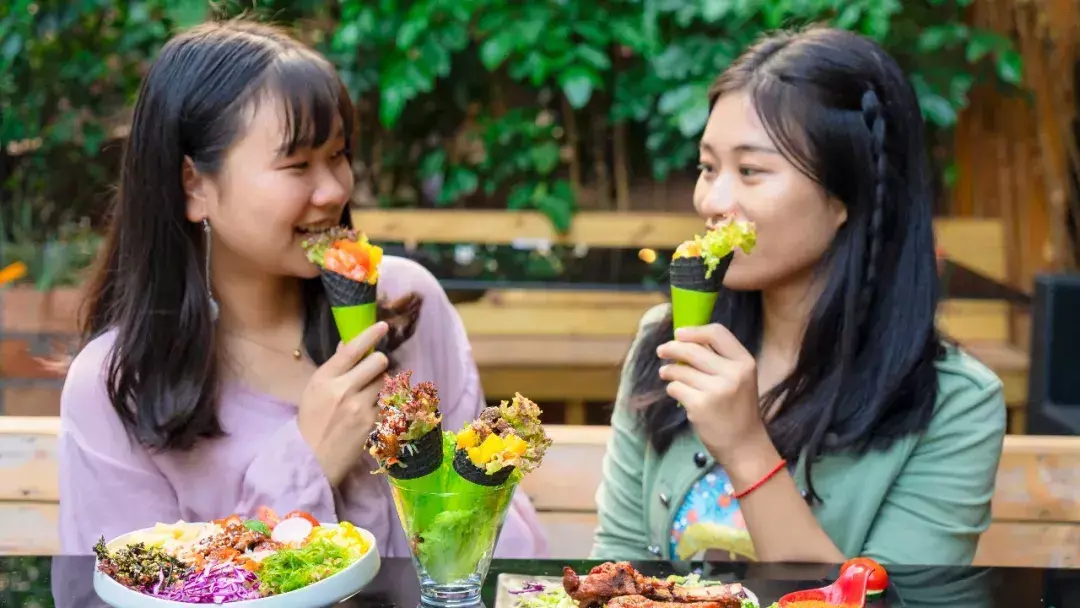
[706,212,736,230]
[295,223,341,236]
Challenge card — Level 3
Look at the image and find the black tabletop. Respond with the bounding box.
[9,556,1072,607]
[384,242,1031,305]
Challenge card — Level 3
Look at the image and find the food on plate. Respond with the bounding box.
[256,537,353,595]
[302,226,382,343]
[149,561,263,603]
[512,564,757,608]
[557,562,755,608]
[93,539,189,589]
[453,393,552,486]
[367,370,445,479]
[604,599,737,608]
[308,521,370,559]
[93,506,372,603]
[118,521,219,555]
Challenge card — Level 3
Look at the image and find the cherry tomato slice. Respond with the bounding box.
[840,557,888,594]
[284,510,320,527]
[256,505,281,529]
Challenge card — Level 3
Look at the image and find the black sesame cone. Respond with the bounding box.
[453,449,514,487]
[669,254,732,292]
[319,267,377,307]
[386,423,445,480]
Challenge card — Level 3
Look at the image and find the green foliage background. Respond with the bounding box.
[0,0,1023,286]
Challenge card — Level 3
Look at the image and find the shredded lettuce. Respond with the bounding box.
[256,539,356,595]
[516,588,578,608]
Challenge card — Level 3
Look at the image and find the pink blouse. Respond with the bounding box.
[57,255,548,558]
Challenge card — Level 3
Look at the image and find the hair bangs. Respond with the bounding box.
[260,51,354,157]
[744,74,882,217]
[747,76,820,183]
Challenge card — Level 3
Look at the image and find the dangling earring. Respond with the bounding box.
[203,218,219,321]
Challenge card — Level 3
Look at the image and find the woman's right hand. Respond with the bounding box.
[298,321,390,486]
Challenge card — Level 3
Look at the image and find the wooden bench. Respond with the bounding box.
[353,210,1030,429]
[1,419,1077,567]
[0,211,1028,424]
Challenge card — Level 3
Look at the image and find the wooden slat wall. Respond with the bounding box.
[351,209,702,249]
[952,0,1080,287]
[352,210,1011,280]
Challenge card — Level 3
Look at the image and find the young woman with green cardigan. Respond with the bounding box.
[592,27,1006,566]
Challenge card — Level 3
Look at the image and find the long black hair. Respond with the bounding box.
[82,19,422,451]
[629,27,943,502]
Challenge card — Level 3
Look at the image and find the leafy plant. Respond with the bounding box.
[0,200,102,289]
[0,0,1025,287]
[330,0,1024,226]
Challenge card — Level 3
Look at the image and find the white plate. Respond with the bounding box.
[93,523,381,608]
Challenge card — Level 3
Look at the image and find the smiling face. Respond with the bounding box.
[694,91,847,292]
[183,94,353,280]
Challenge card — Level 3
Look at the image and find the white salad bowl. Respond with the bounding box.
[93,523,381,608]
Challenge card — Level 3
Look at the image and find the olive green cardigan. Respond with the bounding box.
[591,304,1007,565]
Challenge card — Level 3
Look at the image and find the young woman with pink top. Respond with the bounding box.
[56,19,547,559]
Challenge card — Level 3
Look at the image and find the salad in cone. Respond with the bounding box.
[673,219,757,280]
[302,227,382,287]
[301,227,384,344]
[374,377,551,586]
[93,507,372,603]
[367,370,444,479]
[454,393,551,486]
[667,219,758,335]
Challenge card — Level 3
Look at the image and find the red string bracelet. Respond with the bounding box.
[732,458,788,500]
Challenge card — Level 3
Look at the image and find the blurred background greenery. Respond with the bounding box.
[0,0,1023,288]
[0,556,52,607]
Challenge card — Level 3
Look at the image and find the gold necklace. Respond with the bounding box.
[221,330,303,360]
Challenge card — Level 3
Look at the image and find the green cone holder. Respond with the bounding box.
[669,255,731,330]
[320,268,378,344]
[387,431,519,591]
[668,255,733,408]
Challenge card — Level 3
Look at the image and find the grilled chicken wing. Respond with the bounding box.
[562,562,746,608]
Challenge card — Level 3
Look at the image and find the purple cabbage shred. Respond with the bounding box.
[146,561,262,603]
[509,581,547,594]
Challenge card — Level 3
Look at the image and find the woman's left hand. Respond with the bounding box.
[657,324,769,465]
